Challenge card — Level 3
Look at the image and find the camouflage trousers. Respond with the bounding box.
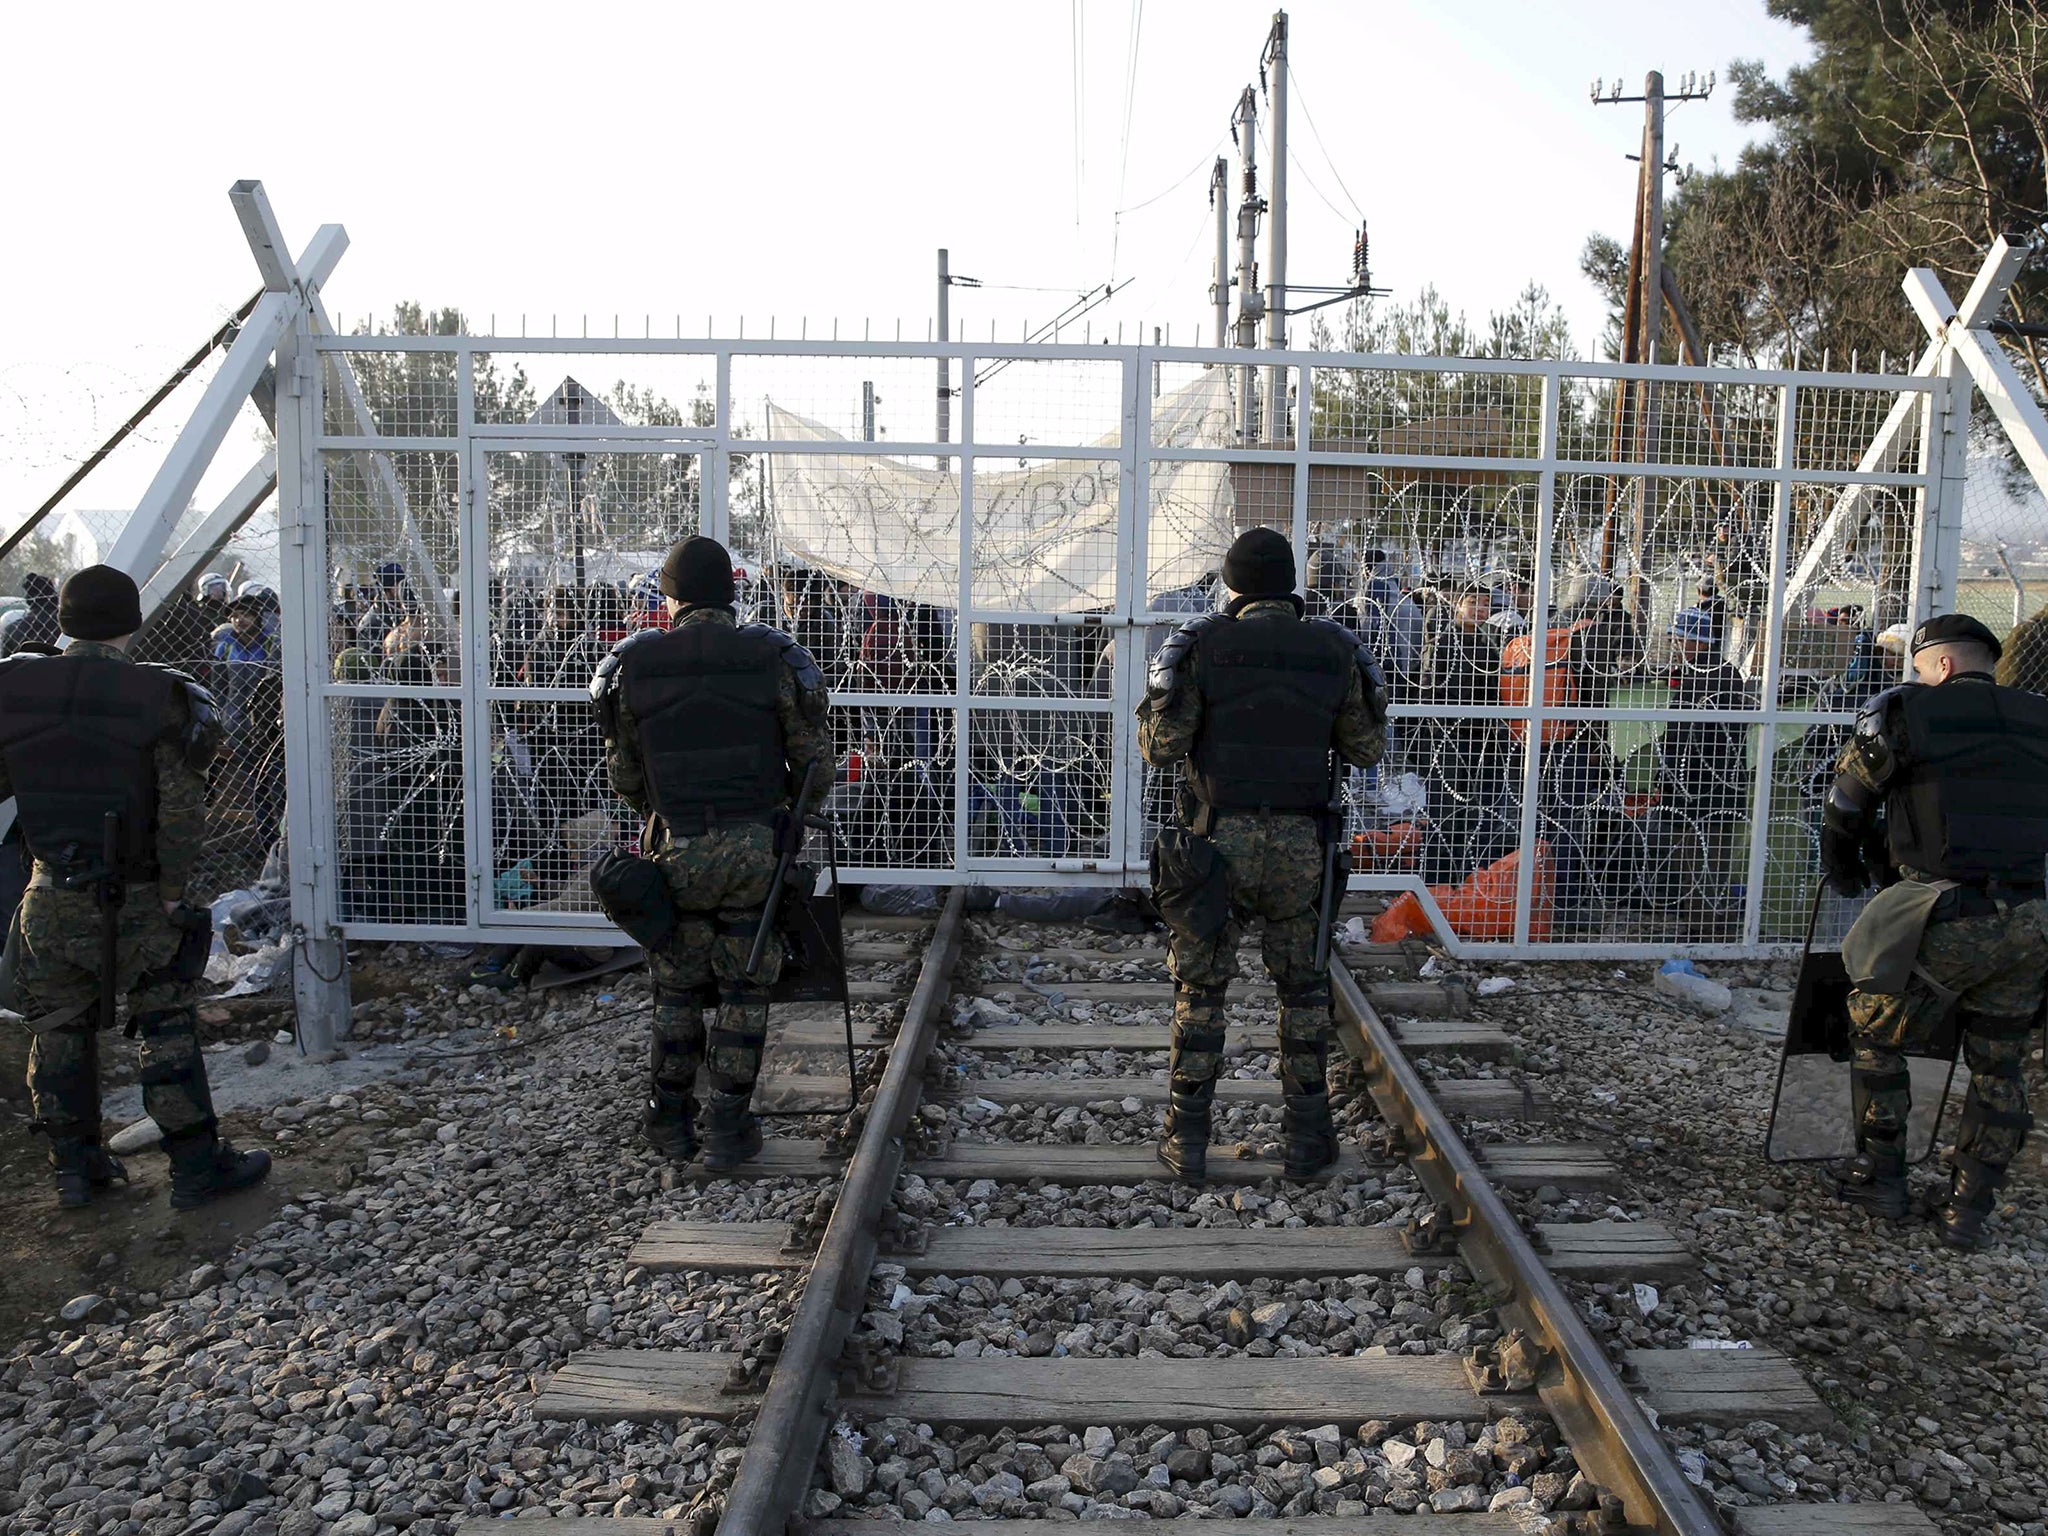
[1163,810,1333,1096]
[646,823,783,1099]
[14,883,211,1150]
[1849,900,2048,1171]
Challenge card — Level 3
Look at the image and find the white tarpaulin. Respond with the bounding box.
[764,370,1235,612]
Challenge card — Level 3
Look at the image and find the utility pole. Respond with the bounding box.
[936,248,951,454]
[1232,85,1265,443]
[1263,10,1289,444]
[1209,156,1230,348]
[1591,69,1713,580]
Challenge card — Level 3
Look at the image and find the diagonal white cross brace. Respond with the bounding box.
[105,185,346,581]
[1784,237,2032,610]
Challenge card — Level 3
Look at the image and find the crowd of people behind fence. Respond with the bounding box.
[3,528,1897,938]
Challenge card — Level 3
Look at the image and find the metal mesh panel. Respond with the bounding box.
[330,693,467,927]
[486,700,618,918]
[1561,373,1779,469]
[1313,365,1544,459]
[972,358,1124,449]
[967,709,1115,864]
[969,456,1120,613]
[470,353,719,432]
[324,449,464,675]
[826,703,955,870]
[732,354,945,443]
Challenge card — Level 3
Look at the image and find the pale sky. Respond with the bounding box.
[0,0,1813,526]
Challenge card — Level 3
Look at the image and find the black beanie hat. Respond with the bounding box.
[659,536,736,607]
[22,572,55,599]
[1222,527,1297,598]
[59,564,143,641]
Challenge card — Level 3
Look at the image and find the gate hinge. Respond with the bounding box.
[284,353,316,399]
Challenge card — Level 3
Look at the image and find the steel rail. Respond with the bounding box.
[716,888,968,1536]
[1330,961,1722,1536]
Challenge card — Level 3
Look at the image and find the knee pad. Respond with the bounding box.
[1279,982,1332,1008]
[654,981,716,1010]
[1961,1010,2039,1042]
[132,1007,197,1046]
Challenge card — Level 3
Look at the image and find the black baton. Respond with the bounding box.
[96,811,123,1038]
[746,757,822,980]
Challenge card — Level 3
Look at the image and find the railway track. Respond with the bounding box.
[459,894,1936,1536]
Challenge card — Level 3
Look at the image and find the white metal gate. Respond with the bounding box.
[285,331,1949,958]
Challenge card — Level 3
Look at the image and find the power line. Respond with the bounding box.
[1286,59,1363,219]
[1114,134,1230,217]
[1289,145,1353,225]
[1071,0,1087,227]
[1108,0,1146,279]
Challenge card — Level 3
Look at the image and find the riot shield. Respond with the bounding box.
[1765,889,1959,1163]
[760,824,859,1119]
[769,865,849,1005]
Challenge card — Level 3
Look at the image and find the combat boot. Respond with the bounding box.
[50,1140,92,1209]
[1833,1141,1908,1221]
[699,1090,762,1172]
[165,1129,271,1210]
[1156,1085,1213,1182]
[45,1135,128,1208]
[643,1084,699,1161]
[1934,1155,2006,1249]
[1282,1091,1340,1179]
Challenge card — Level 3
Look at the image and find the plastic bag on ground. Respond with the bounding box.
[859,885,942,916]
[995,888,1112,921]
[1368,843,1554,944]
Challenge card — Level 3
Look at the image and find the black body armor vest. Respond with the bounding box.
[1886,678,2048,883]
[0,652,175,882]
[621,622,788,828]
[1186,612,1353,812]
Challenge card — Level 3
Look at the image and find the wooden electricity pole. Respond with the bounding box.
[1591,69,1714,585]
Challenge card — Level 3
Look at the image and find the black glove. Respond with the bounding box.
[1818,822,1869,898]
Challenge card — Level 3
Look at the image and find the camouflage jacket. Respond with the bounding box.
[603,606,833,840]
[1137,598,1386,774]
[0,640,211,904]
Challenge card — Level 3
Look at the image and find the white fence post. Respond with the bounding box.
[277,311,351,1052]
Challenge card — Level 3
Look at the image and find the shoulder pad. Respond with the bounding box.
[1311,617,1388,722]
[1148,613,1221,701]
[747,623,825,696]
[1855,683,1915,738]
[155,668,223,772]
[588,634,652,702]
[1853,682,1915,781]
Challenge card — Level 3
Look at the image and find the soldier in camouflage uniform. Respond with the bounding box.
[1138,528,1387,1181]
[1821,613,2048,1247]
[0,566,270,1209]
[593,537,831,1170]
